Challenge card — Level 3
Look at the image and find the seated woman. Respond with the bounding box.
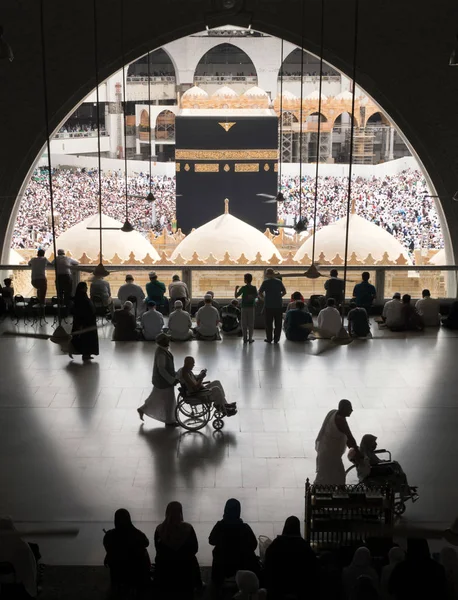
[284,301,313,341]
[350,434,418,501]
[103,508,151,590]
[264,515,318,599]
[286,291,306,312]
[154,502,201,599]
[235,570,266,600]
[442,301,458,330]
[0,517,38,598]
[209,499,259,587]
[112,301,138,341]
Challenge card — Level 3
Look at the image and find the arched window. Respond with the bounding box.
[194,43,258,84]
[127,48,176,80]
[282,111,298,127]
[155,110,175,140]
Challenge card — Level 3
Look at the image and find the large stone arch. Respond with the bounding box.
[331,111,360,129]
[1,0,457,266]
[193,42,258,80]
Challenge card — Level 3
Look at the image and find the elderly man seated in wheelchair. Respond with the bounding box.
[177,356,237,417]
[348,434,419,503]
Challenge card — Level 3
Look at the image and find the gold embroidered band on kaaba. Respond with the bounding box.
[175,149,278,161]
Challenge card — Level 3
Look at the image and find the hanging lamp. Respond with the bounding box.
[120,0,134,233]
[92,0,109,277]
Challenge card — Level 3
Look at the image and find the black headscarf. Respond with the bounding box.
[406,538,430,561]
[74,281,88,299]
[282,516,302,537]
[223,498,242,523]
[114,508,134,532]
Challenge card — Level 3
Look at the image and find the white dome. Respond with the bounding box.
[171,210,282,262]
[243,86,268,97]
[294,213,412,264]
[429,248,447,265]
[8,248,25,265]
[212,85,238,98]
[335,91,353,100]
[47,214,160,262]
[305,90,328,100]
[182,85,208,98]
[281,90,297,100]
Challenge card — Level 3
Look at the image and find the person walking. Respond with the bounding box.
[28,249,51,305]
[70,281,99,361]
[137,332,178,426]
[258,268,286,344]
[235,273,258,344]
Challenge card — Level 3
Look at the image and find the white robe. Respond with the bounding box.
[139,351,176,424]
[314,409,348,485]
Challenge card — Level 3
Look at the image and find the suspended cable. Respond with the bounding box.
[146,50,155,203]
[120,0,134,232]
[277,38,284,202]
[342,0,359,320]
[39,0,59,316]
[298,0,306,220]
[92,0,109,276]
[311,0,325,266]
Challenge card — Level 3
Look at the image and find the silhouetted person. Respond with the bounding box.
[324,268,345,306]
[352,271,376,312]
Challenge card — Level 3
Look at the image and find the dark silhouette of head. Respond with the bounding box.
[114,508,133,530]
[422,289,431,298]
[362,271,370,282]
[330,269,338,277]
[327,298,336,308]
[244,273,253,284]
[37,249,45,257]
[296,301,305,310]
[223,498,241,522]
[292,291,302,300]
[282,515,302,537]
[338,399,353,417]
[402,293,411,304]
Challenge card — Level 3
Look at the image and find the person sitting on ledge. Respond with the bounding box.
[195,294,221,340]
[317,298,342,338]
[415,288,441,327]
[103,509,151,592]
[141,300,164,341]
[209,499,259,588]
[284,301,313,341]
[168,300,193,341]
[347,301,371,338]
[146,271,167,313]
[221,299,242,336]
[400,293,424,331]
[112,301,138,341]
[177,356,237,416]
[442,301,458,330]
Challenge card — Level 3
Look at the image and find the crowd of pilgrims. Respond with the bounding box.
[12,167,443,256]
[2,504,458,599]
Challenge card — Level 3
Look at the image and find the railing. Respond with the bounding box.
[194,75,258,84]
[126,76,175,83]
[54,130,108,139]
[281,75,340,82]
[138,131,175,142]
[1,264,456,302]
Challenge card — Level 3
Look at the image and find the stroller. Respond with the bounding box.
[346,435,419,517]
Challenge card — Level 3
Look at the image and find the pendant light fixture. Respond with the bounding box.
[119,0,134,233]
[92,0,109,277]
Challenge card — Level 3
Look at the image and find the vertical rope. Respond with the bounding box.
[298,0,306,221]
[342,0,359,321]
[278,38,284,194]
[40,0,60,318]
[311,0,325,265]
[93,0,103,262]
[120,0,129,223]
[147,50,152,194]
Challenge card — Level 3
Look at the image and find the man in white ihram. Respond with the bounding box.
[315,399,358,485]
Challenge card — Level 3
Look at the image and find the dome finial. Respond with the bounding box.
[224,198,229,214]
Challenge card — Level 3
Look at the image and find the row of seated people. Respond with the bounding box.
[2,501,458,599]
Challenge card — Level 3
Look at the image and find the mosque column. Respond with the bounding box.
[388,126,395,161]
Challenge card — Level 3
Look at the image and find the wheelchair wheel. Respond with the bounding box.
[213,418,224,430]
[394,501,406,516]
[175,398,211,431]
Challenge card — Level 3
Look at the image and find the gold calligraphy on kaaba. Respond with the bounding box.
[175,149,278,161]
[234,163,260,172]
[175,163,181,172]
[224,164,230,172]
[194,164,220,173]
[218,122,236,132]
[264,163,270,171]
[184,163,190,171]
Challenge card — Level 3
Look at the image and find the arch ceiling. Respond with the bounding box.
[1,0,458,263]
[194,42,258,78]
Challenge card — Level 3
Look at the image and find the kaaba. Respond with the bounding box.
[175,109,278,233]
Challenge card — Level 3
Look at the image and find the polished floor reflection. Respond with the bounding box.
[1,321,458,565]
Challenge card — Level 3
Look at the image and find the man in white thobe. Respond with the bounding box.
[415,288,441,326]
[141,300,164,341]
[117,274,146,316]
[317,298,342,338]
[168,300,193,341]
[315,399,358,485]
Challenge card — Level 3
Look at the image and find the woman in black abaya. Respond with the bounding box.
[70,281,99,361]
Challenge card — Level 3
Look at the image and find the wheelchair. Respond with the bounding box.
[346,448,419,517]
[175,385,226,432]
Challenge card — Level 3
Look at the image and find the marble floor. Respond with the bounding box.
[1,318,458,565]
